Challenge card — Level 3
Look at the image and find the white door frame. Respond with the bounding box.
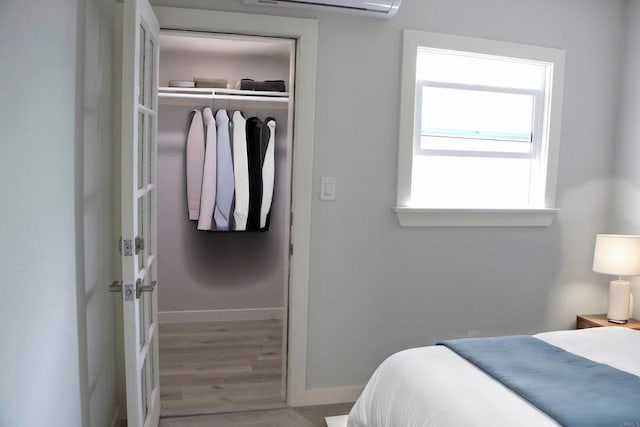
[153,7,318,407]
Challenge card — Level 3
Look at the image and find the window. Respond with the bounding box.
[394,30,565,227]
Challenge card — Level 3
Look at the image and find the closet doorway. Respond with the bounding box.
[155,30,294,417]
[114,7,317,421]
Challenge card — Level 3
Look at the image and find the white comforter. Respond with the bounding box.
[348,327,640,427]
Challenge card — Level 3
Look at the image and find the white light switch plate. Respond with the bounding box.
[320,177,336,201]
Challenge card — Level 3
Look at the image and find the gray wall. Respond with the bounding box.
[612,0,640,319]
[0,1,83,426]
[151,0,628,391]
[157,47,291,312]
[0,0,118,426]
[305,0,625,388]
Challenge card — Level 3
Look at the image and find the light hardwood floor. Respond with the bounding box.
[159,319,286,417]
[156,319,354,426]
[158,403,354,427]
[121,403,354,427]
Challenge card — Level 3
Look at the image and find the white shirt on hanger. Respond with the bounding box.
[186,109,205,220]
[260,118,276,229]
[197,107,217,230]
[232,111,249,231]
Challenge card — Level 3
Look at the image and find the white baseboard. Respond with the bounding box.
[159,307,284,324]
[301,385,363,406]
[110,406,120,427]
[325,415,349,427]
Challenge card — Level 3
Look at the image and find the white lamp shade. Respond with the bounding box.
[592,234,640,276]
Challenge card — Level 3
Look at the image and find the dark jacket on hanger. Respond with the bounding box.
[245,117,264,231]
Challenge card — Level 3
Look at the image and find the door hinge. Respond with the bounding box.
[122,239,133,256]
[289,243,293,256]
[118,237,122,255]
[135,236,145,255]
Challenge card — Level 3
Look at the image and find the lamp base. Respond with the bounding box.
[607,279,631,324]
[607,318,628,325]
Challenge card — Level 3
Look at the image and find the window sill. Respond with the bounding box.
[393,207,559,227]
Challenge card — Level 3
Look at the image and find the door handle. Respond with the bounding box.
[109,281,123,292]
[136,279,157,299]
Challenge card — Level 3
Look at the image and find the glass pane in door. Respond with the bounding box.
[148,337,156,391]
[139,280,146,348]
[149,38,156,109]
[140,357,148,420]
[148,115,155,188]
[143,277,152,343]
[145,192,153,258]
[149,263,156,324]
[138,25,146,106]
[144,114,152,187]
[138,113,145,190]
[144,38,154,108]
[137,196,144,271]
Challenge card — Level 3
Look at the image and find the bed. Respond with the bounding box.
[347,327,640,427]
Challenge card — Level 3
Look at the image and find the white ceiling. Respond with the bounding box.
[160,32,292,58]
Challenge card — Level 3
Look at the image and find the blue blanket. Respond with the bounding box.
[437,335,640,427]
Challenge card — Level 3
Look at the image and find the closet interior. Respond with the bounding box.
[156,31,294,417]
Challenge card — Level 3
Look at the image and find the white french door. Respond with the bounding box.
[119,0,160,425]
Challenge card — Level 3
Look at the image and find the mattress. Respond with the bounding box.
[347,327,640,427]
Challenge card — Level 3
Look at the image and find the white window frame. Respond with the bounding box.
[416,81,542,158]
[394,30,565,227]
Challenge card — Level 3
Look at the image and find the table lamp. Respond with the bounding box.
[592,234,640,324]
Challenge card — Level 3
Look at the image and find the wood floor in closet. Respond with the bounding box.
[157,403,354,427]
[159,318,285,418]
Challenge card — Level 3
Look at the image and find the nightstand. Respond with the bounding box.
[576,314,640,330]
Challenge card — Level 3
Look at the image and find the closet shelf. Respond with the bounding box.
[158,87,290,103]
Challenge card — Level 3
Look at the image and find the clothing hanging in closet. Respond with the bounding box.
[246,117,264,231]
[232,111,249,231]
[186,110,204,220]
[185,107,276,232]
[214,109,234,231]
[261,119,276,229]
[197,107,217,230]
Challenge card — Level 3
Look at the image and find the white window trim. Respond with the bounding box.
[393,207,560,227]
[395,30,565,227]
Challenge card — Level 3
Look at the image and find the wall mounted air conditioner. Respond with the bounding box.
[241,0,401,19]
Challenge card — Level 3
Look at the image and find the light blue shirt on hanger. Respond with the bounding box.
[214,109,234,231]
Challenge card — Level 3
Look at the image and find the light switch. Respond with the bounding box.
[320,177,336,201]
